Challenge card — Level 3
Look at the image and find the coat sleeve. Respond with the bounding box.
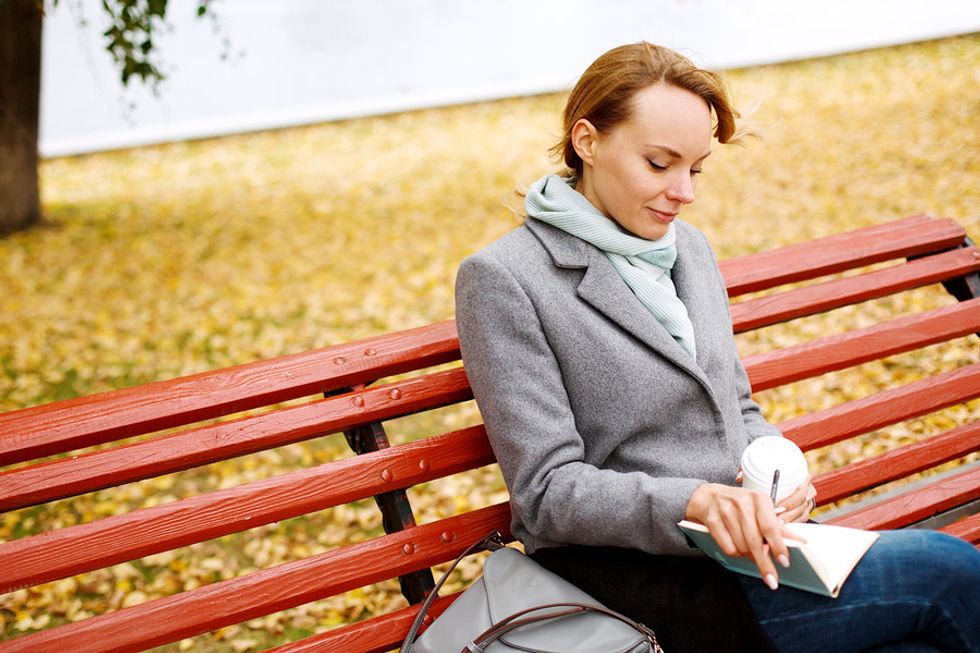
[696,228,783,444]
[455,250,706,555]
[733,351,783,442]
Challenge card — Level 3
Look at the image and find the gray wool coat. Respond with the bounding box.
[455,217,782,556]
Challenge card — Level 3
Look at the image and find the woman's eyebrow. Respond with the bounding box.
[646,144,712,161]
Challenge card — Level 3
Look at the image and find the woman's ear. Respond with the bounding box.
[570,119,599,166]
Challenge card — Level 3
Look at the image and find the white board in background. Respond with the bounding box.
[40,0,980,157]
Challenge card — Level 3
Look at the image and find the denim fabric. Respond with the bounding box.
[738,530,980,652]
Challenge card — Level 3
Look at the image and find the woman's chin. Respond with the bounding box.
[630,222,671,241]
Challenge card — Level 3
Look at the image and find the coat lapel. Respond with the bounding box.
[671,224,732,377]
[526,218,711,385]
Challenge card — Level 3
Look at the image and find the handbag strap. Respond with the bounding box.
[399,530,505,653]
[462,602,664,653]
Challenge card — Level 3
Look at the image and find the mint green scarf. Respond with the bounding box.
[525,174,697,358]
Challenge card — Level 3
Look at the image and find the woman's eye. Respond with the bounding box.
[691,169,703,176]
[648,160,667,171]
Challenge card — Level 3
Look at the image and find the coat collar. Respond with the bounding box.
[525,217,712,385]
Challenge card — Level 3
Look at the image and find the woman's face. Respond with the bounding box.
[573,83,712,240]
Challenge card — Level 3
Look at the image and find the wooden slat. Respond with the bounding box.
[813,422,980,505]
[825,466,980,531]
[778,363,980,451]
[0,426,495,593]
[4,217,962,466]
[0,504,513,653]
[268,593,461,653]
[730,246,980,333]
[0,320,460,466]
[0,368,473,511]
[744,298,980,392]
[940,512,980,544]
[720,215,965,296]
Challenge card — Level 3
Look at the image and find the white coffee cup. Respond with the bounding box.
[740,436,808,502]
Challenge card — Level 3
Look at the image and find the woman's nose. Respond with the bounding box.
[666,173,696,204]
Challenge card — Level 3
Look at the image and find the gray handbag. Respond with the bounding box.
[400,532,664,653]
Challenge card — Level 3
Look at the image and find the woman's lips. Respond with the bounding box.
[647,207,677,224]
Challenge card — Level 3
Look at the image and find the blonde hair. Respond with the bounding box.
[553,42,744,177]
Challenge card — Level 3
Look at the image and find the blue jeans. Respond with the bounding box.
[738,530,980,653]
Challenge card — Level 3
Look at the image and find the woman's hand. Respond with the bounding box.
[685,483,804,589]
[735,469,817,523]
[776,477,816,523]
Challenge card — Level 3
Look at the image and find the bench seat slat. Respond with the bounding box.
[0,427,494,593]
[825,466,980,531]
[939,512,980,543]
[731,247,980,333]
[744,298,980,392]
[0,504,513,653]
[267,594,460,653]
[719,215,966,296]
[0,321,460,466]
[779,362,980,451]
[813,422,980,504]
[0,368,472,511]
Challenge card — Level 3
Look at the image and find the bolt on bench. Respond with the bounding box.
[0,214,977,653]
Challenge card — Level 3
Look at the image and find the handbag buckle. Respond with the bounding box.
[481,530,506,552]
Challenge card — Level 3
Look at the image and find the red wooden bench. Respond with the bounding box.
[1,214,977,653]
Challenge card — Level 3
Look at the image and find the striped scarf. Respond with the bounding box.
[525,174,697,358]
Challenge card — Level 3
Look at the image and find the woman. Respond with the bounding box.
[454,42,979,652]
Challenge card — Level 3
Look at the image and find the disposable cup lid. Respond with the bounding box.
[740,436,808,491]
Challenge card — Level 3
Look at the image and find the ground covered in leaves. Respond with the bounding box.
[1,35,978,650]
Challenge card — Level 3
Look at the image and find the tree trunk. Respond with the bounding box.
[0,0,42,237]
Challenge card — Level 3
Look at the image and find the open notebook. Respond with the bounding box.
[678,520,880,598]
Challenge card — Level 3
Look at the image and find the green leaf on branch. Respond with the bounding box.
[148,0,166,18]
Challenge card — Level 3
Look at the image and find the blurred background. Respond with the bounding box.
[1,1,978,650]
[40,0,980,156]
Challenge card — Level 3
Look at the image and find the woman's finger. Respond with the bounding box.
[722,489,784,586]
[776,476,809,511]
[788,483,818,523]
[754,493,791,571]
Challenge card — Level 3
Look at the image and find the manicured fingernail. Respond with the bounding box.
[765,574,779,590]
[774,506,787,515]
[778,555,790,568]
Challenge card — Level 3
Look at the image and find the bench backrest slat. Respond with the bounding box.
[814,421,980,504]
[744,298,980,391]
[940,512,980,542]
[827,466,980,531]
[0,426,493,593]
[719,215,966,295]
[0,503,512,653]
[0,368,472,511]
[2,219,968,467]
[780,362,980,450]
[730,246,980,332]
[0,321,460,465]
